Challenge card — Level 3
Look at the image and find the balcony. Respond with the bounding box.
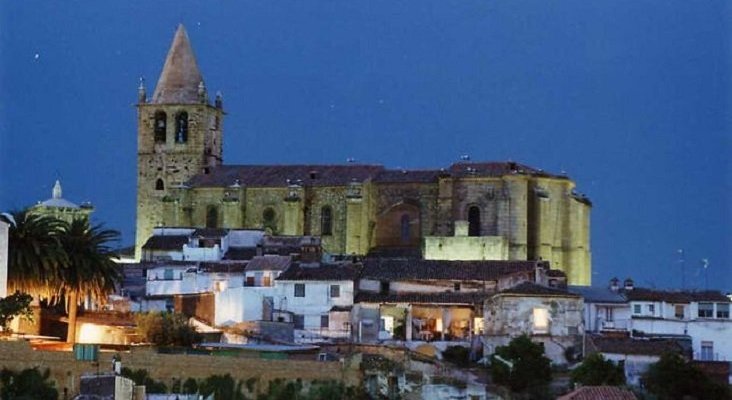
[599,319,629,331]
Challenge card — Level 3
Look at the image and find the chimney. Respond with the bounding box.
[454,220,469,237]
[623,278,634,291]
[609,277,620,292]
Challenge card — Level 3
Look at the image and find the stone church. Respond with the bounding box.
[135,25,592,285]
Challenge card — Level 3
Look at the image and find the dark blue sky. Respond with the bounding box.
[1,1,729,290]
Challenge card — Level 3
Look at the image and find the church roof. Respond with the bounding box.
[188,164,384,188]
[187,161,572,188]
[152,24,204,104]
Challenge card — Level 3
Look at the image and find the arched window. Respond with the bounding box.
[155,178,164,191]
[262,207,276,233]
[175,111,188,143]
[320,206,332,236]
[400,214,411,243]
[468,206,481,236]
[154,111,167,143]
[206,205,218,228]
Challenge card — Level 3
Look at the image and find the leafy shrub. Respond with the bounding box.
[442,345,470,368]
[135,312,202,347]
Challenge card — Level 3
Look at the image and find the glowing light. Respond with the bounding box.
[533,308,549,334]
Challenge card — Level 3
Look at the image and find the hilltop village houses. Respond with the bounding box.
[1,24,729,398]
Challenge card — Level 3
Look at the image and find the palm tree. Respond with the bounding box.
[59,218,120,343]
[1,210,67,299]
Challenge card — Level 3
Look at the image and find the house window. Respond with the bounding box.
[330,285,340,298]
[453,282,461,292]
[294,283,305,297]
[206,205,218,228]
[633,304,641,314]
[400,214,410,243]
[468,206,481,236]
[155,178,165,191]
[154,111,167,143]
[647,304,655,314]
[320,206,332,236]
[604,307,614,322]
[246,276,255,287]
[675,305,685,319]
[698,302,714,318]
[380,281,390,294]
[532,308,549,334]
[263,275,271,287]
[716,303,729,319]
[701,341,714,361]
[321,315,329,328]
[293,314,304,330]
[175,111,188,143]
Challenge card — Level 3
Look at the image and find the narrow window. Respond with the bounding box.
[453,282,461,292]
[320,315,329,328]
[206,205,218,228]
[633,304,641,314]
[321,206,333,236]
[175,111,188,143]
[154,111,167,143]
[675,305,685,319]
[330,285,340,298]
[468,206,481,236]
[263,275,271,287]
[380,281,390,294]
[294,315,304,330]
[532,308,549,334]
[155,178,164,191]
[701,341,714,361]
[246,276,255,287]
[400,214,410,243]
[294,283,305,297]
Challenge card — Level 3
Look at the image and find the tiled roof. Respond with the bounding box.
[199,262,247,273]
[276,263,360,281]
[589,335,685,356]
[142,235,189,250]
[188,164,384,188]
[361,258,542,281]
[557,386,637,400]
[372,169,441,183]
[547,269,567,277]
[569,285,627,303]
[366,247,423,258]
[356,291,490,305]
[193,228,228,238]
[187,162,572,188]
[624,288,730,303]
[448,161,567,179]
[245,255,292,272]
[499,282,580,297]
[224,247,258,260]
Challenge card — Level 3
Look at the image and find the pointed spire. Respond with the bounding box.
[52,180,63,199]
[152,24,204,104]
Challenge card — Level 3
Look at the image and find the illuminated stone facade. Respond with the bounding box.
[136,25,593,284]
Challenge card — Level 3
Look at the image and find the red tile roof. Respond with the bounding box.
[589,335,686,356]
[361,258,543,281]
[557,386,637,400]
[498,282,580,297]
[356,291,490,305]
[625,288,730,303]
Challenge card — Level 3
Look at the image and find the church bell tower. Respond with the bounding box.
[135,24,224,258]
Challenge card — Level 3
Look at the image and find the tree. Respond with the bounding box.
[642,352,731,400]
[2,211,66,298]
[0,367,58,400]
[0,291,33,333]
[58,218,121,343]
[571,352,625,386]
[490,335,552,394]
[135,312,202,347]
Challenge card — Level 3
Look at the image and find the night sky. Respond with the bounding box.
[1,1,729,290]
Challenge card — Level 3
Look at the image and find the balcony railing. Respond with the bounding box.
[599,319,629,331]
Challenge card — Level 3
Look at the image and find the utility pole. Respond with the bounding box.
[701,259,709,290]
[678,249,685,290]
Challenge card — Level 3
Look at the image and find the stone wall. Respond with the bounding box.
[0,341,360,397]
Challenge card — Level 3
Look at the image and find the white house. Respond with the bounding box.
[569,280,631,333]
[624,286,732,363]
[273,262,359,342]
[214,255,292,326]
